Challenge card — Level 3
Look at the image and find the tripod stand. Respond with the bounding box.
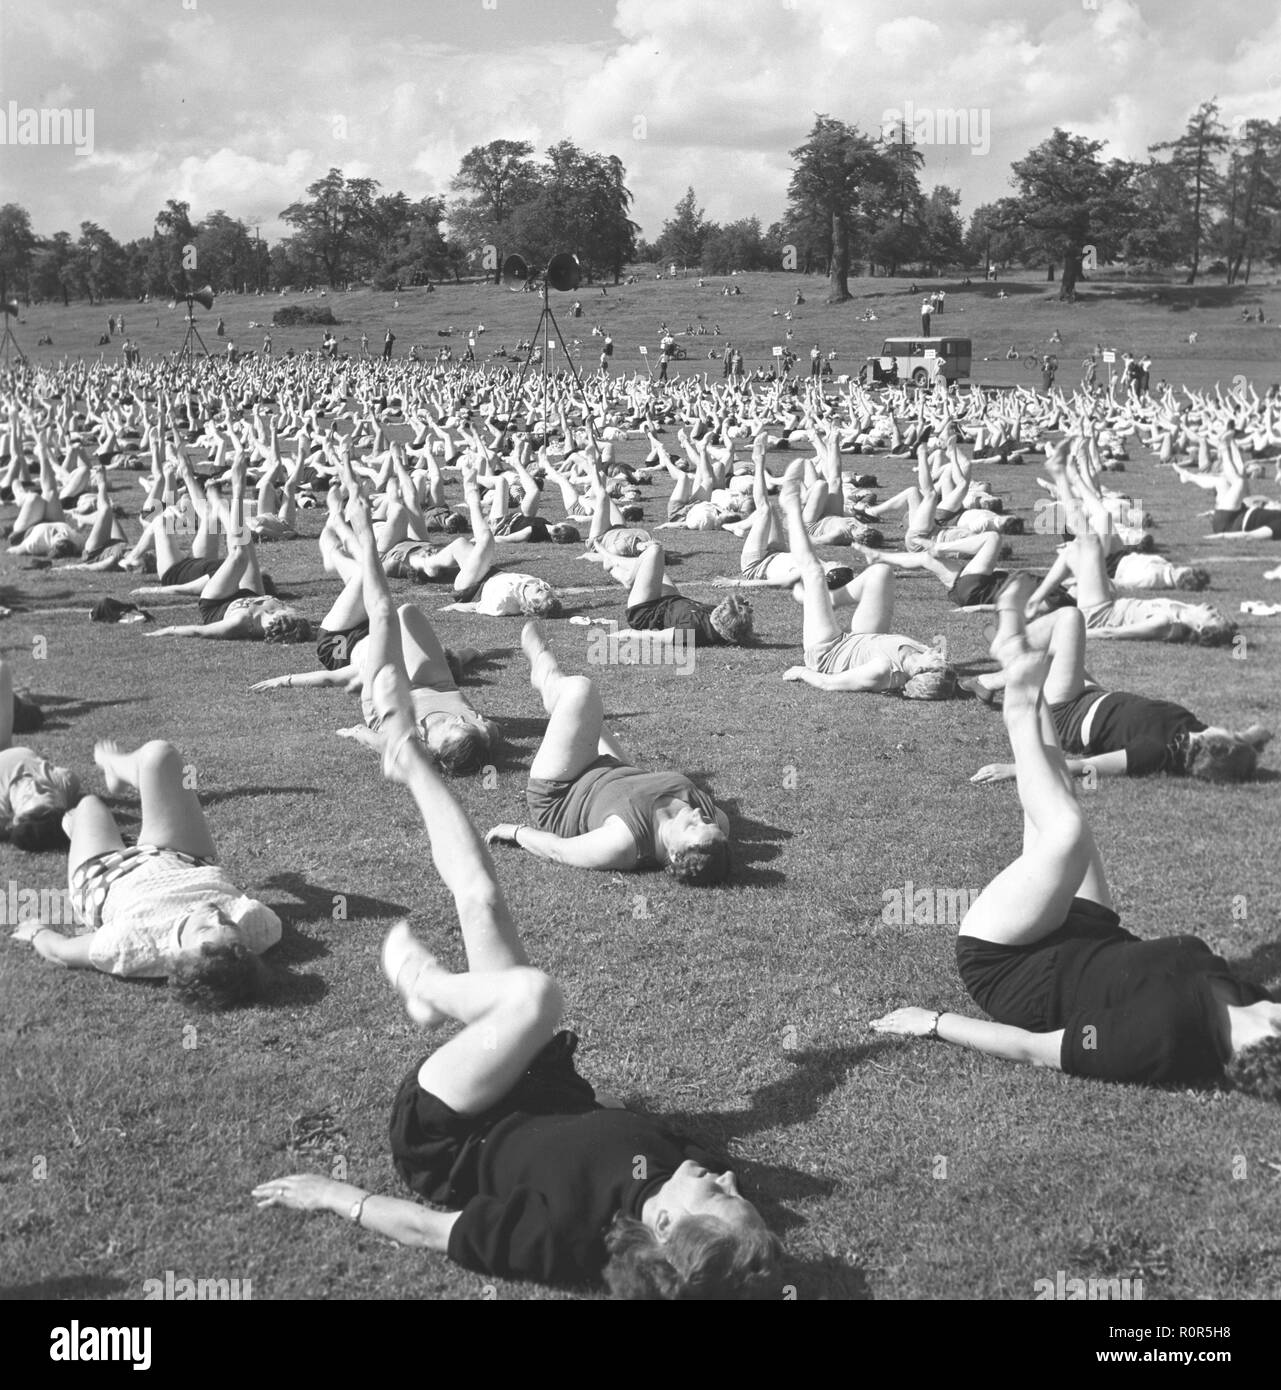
[499,276,599,455]
[0,274,26,366]
[176,295,212,368]
[0,314,25,366]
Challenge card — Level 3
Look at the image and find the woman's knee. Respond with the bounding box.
[501,967,564,1030]
[135,740,184,779]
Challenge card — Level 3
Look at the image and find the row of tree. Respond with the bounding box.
[0,101,1275,307]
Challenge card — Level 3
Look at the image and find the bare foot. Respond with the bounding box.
[93,739,132,794]
[381,921,448,1028]
[521,619,548,665]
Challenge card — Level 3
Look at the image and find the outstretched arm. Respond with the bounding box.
[869,1007,1063,1068]
[252,1174,460,1249]
[486,820,638,870]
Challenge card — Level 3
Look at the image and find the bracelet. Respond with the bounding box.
[512,824,530,846]
[349,1193,370,1226]
[926,1010,945,1040]
[285,675,293,687]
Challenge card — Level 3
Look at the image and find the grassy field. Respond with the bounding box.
[9,265,1281,394]
[2,271,1280,1303]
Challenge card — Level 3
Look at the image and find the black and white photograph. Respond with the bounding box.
[0,0,1278,1346]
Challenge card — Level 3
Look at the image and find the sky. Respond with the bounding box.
[0,0,1277,249]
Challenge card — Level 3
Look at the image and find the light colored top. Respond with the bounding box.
[473,573,554,617]
[78,853,281,977]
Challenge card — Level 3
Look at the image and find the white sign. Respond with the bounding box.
[923,349,937,358]
[772,346,784,358]
[1102,350,1116,364]
[638,345,648,355]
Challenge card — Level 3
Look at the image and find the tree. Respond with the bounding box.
[1149,100,1228,283]
[999,129,1140,300]
[787,116,891,302]
[505,142,637,284]
[1121,160,1188,270]
[75,223,127,302]
[195,210,257,292]
[1213,119,1281,284]
[449,139,541,283]
[280,169,381,286]
[702,217,769,274]
[919,186,964,273]
[656,187,711,267]
[0,204,37,301]
[371,196,454,288]
[31,231,76,305]
[962,203,1026,272]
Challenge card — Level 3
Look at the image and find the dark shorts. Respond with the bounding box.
[949,569,1006,608]
[388,1030,597,1204]
[1048,687,1106,753]
[956,897,1124,1030]
[83,541,127,566]
[525,753,619,834]
[199,588,257,625]
[1211,508,1244,534]
[1243,507,1281,539]
[161,557,219,588]
[317,622,369,671]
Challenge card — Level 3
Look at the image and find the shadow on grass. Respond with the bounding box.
[784,1251,874,1301]
[649,1042,891,1229]
[0,1273,131,1300]
[715,796,791,886]
[259,870,411,925]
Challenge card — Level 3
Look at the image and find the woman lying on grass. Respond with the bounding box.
[594,542,754,649]
[253,659,782,1295]
[484,622,732,885]
[1177,429,1281,539]
[12,739,280,1007]
[776,482,957,699]
[1033,531,1235,645]
[965,577,1271,782]
[0,658,81,852]
[253,495,497,777]
[871,589,1281,1099]
[140,460,313,643]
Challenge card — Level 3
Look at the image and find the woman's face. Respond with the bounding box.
[8,765,69,820]
[176,902,238,953]
[668,805,724,854]
[659,1160,765,1233]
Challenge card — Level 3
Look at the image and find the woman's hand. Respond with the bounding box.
[11,921,46,945]
[781,666,808,682]
[971,762,1016,784]
[868,1007,940,1038]
[250,676,293,692]
[145,627,179,637]
[485,823,523,848]
[252,1174,352,1213]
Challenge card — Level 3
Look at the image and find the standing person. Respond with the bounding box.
[657,342,670,382]
[809,344,821,379]
[384,328,396,361]
[600,335,614,376]
[722,343,733,380]
[262,333,272,357]
[1137,353,1152,397]
[920,299,933,336]
[937,290,946,316]
[360,331,369,357]
[216,318,226,337]
[1081,352,1097,388]
[1041,354,1058,392]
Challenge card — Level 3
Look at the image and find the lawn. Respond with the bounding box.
[1,270,1279,1302]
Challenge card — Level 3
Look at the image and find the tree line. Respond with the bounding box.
[0,101,1275,307]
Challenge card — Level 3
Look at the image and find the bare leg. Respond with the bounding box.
[94,740,217,861]
[524,622,627,779]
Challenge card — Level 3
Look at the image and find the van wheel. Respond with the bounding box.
[911,368,929,386]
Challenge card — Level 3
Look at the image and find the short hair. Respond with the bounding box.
[444,512,471,534]
[1175,567,1211,592]
[998,515,1024,535]
[1186,731,1259,783]
[8,807,71,852]
[426,718,492,776]
[709,595,753,645]
[620,504,645,523]
[902,650,958,701]
[521,586,563,618]
[666,835,731,887]
[1187,610,1237,647]
[50,536,78,558]
[169,940,268,1011]
[1222,1034,1281,1104]
[549,523,581,544]
[604,1212,783,1300]
[263,611,314,644]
